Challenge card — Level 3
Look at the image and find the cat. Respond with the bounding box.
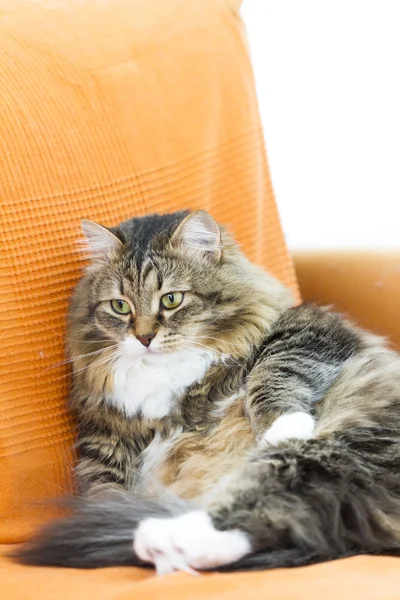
[15,210,400,574]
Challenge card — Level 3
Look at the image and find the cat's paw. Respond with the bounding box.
[260,411,315,446]
[134,510,251,575]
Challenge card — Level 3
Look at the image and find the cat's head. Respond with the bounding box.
[69,210,291,362]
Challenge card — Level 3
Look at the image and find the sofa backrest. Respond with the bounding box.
[0,0,298,542]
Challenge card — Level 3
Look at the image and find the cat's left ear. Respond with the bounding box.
[81,219,124,261]
[170,211,222,262]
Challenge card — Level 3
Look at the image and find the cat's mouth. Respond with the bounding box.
[123,336,210,359]
[145,345,163,355]
[122,336,168,359]
[133,345,164,358]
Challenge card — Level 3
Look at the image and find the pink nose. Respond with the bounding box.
[135,333,155,347]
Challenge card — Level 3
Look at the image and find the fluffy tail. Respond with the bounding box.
[12,436,400,572]
[13,496,190,568]
[12,495,346,571]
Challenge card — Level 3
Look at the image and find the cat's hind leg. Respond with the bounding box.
[134,511,251,575]
[134,435,400,573]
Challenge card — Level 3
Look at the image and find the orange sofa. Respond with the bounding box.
[1,1,399,597]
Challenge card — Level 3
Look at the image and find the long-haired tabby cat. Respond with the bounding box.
[15,210,400,573]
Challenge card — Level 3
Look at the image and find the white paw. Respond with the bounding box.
[261,411,315,446]
[134,510,251,575]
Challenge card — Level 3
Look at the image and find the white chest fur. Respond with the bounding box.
[107,338,214,419]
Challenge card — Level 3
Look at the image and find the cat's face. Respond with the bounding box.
[76,211,237,359]
[71,210,289,362]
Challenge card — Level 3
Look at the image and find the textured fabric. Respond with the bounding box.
[0,0,298,545]
[1,1,399,597]
[2,550,400,600]
[295,252,400,348]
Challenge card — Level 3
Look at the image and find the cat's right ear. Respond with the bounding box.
[169,211,222,262]
[81,219,124,261]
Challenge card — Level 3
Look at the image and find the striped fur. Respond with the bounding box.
[14,210,400,572]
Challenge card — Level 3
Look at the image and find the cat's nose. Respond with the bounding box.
[135,333,155,347]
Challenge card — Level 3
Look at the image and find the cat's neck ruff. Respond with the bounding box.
[107,338,214,419]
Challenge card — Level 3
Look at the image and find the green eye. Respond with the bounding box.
[161,292,184,310]
[110,299,131,315]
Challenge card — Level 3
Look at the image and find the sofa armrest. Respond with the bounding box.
[293,251,400,348]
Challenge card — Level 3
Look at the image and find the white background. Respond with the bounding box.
[242,1,400,250]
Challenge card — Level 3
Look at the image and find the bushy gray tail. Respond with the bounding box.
[11,493,373,571]
[12,493,346,571]
[13,495,189,569]
[12,434,400,571]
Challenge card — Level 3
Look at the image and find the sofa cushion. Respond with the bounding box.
[0,0,298,543]
[2,548,400,600]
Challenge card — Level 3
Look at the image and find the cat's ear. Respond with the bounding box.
[81,219,124,261]
[170,211,222,262]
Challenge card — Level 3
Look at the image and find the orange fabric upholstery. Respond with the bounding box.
[1,1,399,597]
[1,550,400,600]
[0,0,298,544]
[294,251,400,348]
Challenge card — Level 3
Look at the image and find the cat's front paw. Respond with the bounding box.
[260,411,315,446]
[134,511,251,575]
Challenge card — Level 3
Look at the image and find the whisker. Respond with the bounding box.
[41,326,115,345]
[199,296,241,328]
[0,323,13,341]
[190,334,244,347]
[189,339,244,370]
[43,344,119,372]
[46,348,121,380]
[68,351,121,378]
[189,335,247,355]
[177,340,244,371]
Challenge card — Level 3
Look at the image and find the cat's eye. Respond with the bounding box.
[160,292,184,310]
[110,299,131,315]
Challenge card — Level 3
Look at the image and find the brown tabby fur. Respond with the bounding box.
[68,211,292,497]
[14,210,400,571]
